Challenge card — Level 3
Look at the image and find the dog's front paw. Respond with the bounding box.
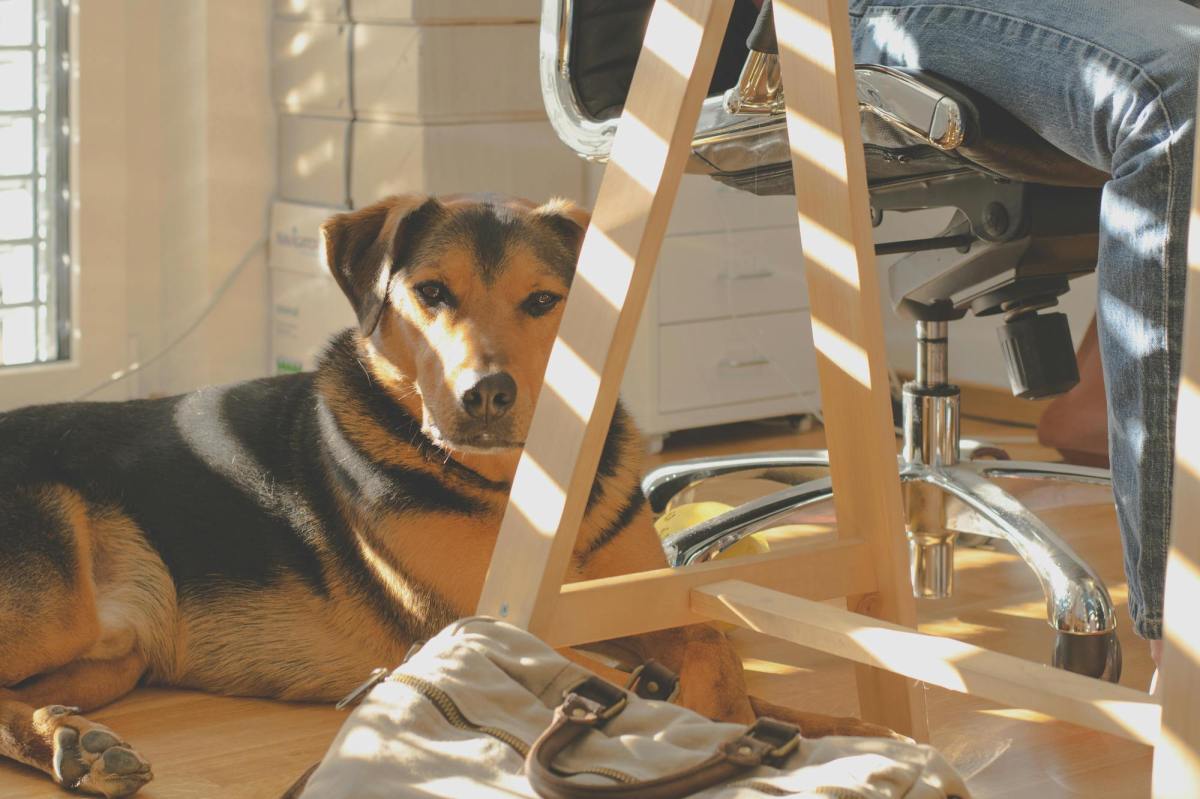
[36,705,153,798]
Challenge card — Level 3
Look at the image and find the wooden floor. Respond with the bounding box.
[0,412,1153,798]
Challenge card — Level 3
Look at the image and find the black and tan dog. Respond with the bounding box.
[0,194,888,797]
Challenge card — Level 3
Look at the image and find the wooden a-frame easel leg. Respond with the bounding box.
[1150,79,1200,799]
[774,0,929,740]
[477,0,927,742]
[476,0,736,631]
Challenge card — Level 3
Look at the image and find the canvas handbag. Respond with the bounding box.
[294,617,970,799]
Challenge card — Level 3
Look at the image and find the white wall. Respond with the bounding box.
[127,0,276,397]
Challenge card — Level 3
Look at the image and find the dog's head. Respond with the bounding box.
[322,193,589,454]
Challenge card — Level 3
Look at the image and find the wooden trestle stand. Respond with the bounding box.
[475,1,1200,795]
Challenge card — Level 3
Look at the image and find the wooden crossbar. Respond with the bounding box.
[543,538,875,648]
[695,580,1163,745]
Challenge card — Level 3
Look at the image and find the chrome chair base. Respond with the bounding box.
[643,324,1122,682]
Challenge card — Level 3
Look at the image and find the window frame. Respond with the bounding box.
[0,0,71,369]
[0,0,131,410]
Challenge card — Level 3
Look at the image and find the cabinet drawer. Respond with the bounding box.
[657,227,807,325]
[667,175,797,235]
[657,312,818,413]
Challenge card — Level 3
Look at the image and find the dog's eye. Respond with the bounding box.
[415,281,453,308]
[523,291,562,317]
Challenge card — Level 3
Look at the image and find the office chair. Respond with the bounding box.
[542,0,1121,680]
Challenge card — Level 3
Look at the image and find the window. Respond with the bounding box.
[0,0,69,367]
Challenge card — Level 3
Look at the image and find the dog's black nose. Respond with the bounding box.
[461,372,517,420]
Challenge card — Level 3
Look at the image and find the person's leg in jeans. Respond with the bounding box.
[847,0,1200,657]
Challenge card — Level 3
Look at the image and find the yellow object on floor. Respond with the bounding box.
[654,501,769,559]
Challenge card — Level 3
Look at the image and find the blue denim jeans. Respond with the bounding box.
[846,0,1200,639]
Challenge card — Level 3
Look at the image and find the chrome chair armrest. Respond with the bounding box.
[855,65,966,151]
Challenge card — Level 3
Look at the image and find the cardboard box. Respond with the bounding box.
[269,266,355,375]
[352,23,541,123]
[351,118,586,205]
[278,115,351,206]
[273,0,347,21]
[269,200,344,277]
[349,0,537,24]
[272,20,352,118]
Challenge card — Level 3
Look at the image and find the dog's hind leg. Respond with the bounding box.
[0,488,158,796]
[0,651,153,797]
[0,486,103,687]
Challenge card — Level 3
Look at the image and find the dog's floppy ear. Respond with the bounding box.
[322,194,443,335]
[531,197,591,256]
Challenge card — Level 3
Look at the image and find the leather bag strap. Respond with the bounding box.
[525,677,800,799]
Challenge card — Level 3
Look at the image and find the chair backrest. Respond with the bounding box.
[567,0,759,120]
[541,0,763,159]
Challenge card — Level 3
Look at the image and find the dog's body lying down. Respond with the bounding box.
[0,195,888,798]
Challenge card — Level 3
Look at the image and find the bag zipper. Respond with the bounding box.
[390,673,637,784]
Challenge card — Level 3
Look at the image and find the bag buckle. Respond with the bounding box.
[744,718,801,766]
[561,676,628,726]
[724,718,801,767]
[625,659,680,702]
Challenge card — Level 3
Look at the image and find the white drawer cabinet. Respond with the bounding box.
[656,227,807,325]
[668,176,797,234]
[602,169,822,448]
[620,228,821,447]
[657,312,819,414]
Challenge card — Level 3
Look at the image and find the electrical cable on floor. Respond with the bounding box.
[73,238,268,401]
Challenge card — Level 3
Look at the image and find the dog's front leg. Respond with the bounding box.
[593,625,906,740]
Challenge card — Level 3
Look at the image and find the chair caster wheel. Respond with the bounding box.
[1052,630,1122,683]
[645,434,667,455]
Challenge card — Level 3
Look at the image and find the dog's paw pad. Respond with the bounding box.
[47,714,153,797]
[100,746,147,776]
[81,730,122,754]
